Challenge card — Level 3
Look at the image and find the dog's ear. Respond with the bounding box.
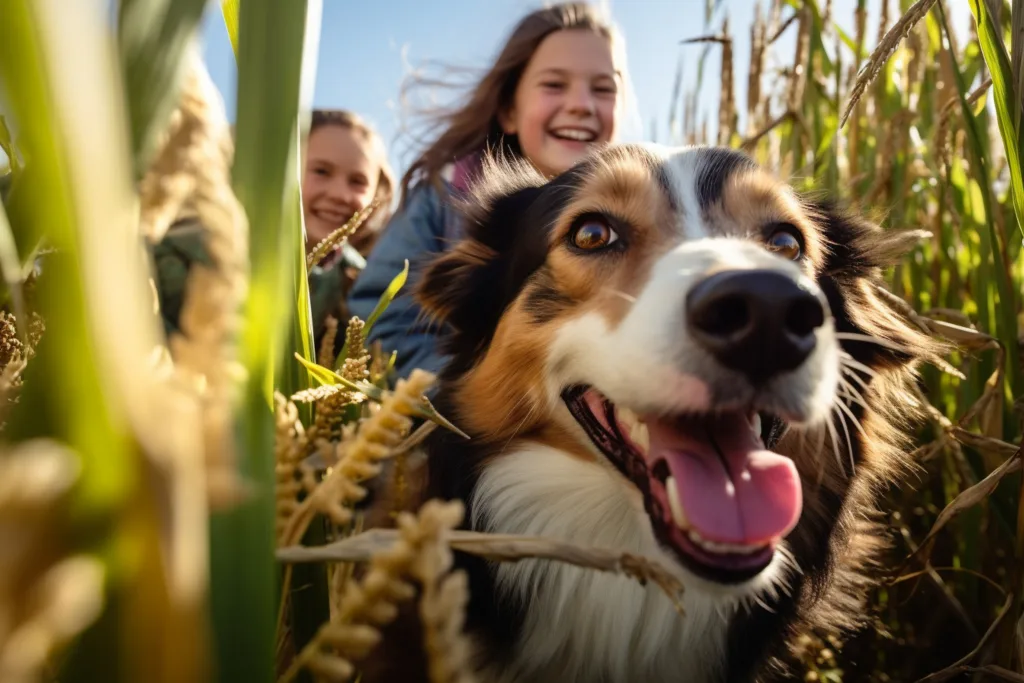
[415,154,552,355]
[808,199,945,372]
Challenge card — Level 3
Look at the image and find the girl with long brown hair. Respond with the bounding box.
[347,2,631,380]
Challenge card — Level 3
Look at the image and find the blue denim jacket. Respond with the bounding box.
[346,180,464,382]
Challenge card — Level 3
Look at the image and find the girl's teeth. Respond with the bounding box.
[750,413,762,438]
[666,477,688,529]
[553,129,594,141]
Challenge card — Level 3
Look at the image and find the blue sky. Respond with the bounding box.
[198,0,972,181]
[0,1,974,174]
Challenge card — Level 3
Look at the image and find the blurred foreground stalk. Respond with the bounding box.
[210,0,322,681]
[0,0,213,682]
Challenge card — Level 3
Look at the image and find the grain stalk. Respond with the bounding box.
[280,500,472,683]
[841,0,939,128]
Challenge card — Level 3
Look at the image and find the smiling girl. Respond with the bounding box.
[303,109,394,259]
[347,1,631,381]
[153,108,393,354]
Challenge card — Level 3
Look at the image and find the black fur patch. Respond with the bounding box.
[694,147,759,210]
[417,156,597,378]
[522,268,574,323]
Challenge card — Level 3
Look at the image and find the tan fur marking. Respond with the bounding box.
[708,170,827,274]
[450,304,559,439]
[545,152,677,329]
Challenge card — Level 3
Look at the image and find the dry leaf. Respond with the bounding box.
[913,594,1013,683]
[950,429,1020,459]
[913,446,1021,554]
[924,319,999,351]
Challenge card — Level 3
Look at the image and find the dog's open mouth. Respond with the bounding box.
[562,385,802,584]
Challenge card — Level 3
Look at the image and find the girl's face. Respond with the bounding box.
[302,125,379,247]
[500,29,620,178]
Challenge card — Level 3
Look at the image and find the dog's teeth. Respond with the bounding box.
[665,477,688,529]
[631,420,650,452]
[618,406,639,426]
[750,413,762,438]
[686,528,766,555]
[617,407,650,452]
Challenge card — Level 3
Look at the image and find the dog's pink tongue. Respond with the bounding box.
[647,414,802,545]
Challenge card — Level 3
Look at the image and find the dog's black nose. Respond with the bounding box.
[686,269,826,383]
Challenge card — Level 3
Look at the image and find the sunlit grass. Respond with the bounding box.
[0,0,1020,681]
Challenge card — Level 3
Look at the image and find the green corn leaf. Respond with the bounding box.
[0,115,20,173]
[835,25,862,60]
[296,353,469,439]
[0,196,25,328]
[968,0,1024,240]
[208,1,323,681]
[939,2,1022,425]
[116,0,209,178]
[294,352,340,387]
[0,2,210,683]
[221,0,240,58]
[365,259,410,335]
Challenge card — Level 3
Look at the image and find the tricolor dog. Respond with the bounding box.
[364,143,937,683]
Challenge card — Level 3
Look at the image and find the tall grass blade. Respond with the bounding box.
[0,1,211,682]
[0,116,20,173]
[116,0,210,178]
[336,259,409,367]
[939,2,1023,413]
[0,195,25,333]
[968,0,1024,239]
[221,0,240,58]
[208,0,322,680]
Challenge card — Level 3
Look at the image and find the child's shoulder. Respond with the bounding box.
[390,176,465,242]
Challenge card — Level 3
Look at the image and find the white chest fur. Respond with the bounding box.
[470,443,732,683]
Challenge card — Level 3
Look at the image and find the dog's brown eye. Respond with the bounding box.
[571,219,619,251]
[765,227,802,260]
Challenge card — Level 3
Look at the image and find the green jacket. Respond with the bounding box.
[151,217,363,357]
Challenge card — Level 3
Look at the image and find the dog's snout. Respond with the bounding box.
[686,269,826,383]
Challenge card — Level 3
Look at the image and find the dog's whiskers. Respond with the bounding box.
[833,403,856,476]
[835,331,911,355]
[500,402,539,454]
[824,410,843,472]
[840,360,873,395]
[753,595,777,614]
[837,379,870,412]
[602,287,636,303]
[491,391,534,439]
[835,387,869,441]
[839,351,880,382]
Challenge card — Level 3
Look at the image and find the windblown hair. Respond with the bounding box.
[395,2,629,203]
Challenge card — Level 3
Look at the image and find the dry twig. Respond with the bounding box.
[278,529,686,613]
[280,500,469,683]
